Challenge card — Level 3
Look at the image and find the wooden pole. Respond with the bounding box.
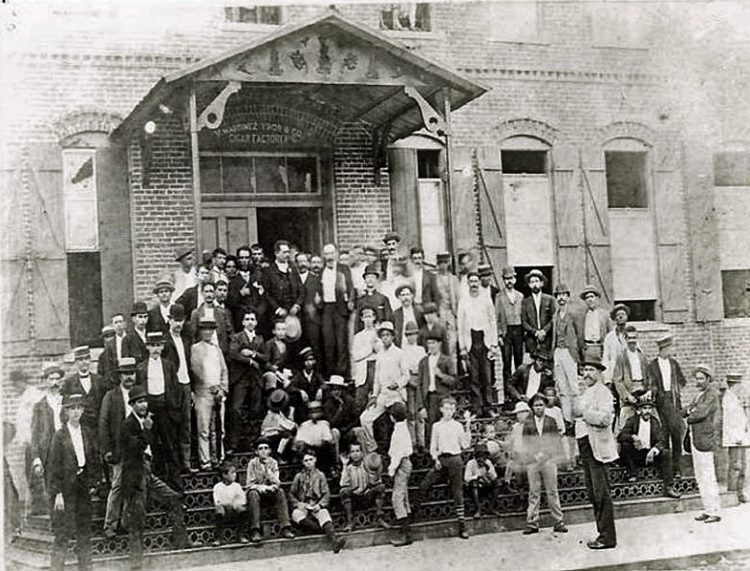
[442,87,456,259]
[189,83,202,252]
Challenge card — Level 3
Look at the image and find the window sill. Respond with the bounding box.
[220,22,281,33]
[591,43,649,51]
[486,38,550,47]
[380,29,444,41]
[721,317,750,327]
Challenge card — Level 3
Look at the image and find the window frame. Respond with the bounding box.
[378,2,434,34]
[62,148,100,253]
[604,150,650,209]
[222,4,283,30]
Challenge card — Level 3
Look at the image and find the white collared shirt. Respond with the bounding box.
[413,268,424,304]
[658,357,672,391]
[120,386,133,418]
[78,374,91,394]
[401,305,416,340]
[146,357,165,395]
[321,265,337,302]
[526,367,542,399]
[46,393,63,430]
[135,413,152,457]
[626,349,643,380]
[636,417,651,450]
[115,333,126,360]
[170,332,190,384]
[275,261,289,274]
[67,422,86,468]
[427,353,439,392]
[160,304,170,325]
[534,414,545,436]
[135,327,147,344]
[584,310,600,342]
[532,292,542,327]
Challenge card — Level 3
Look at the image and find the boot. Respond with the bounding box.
[391,517,413,547]
[375,497,391,529]
[322,522,346,553]
[458,519,469,540]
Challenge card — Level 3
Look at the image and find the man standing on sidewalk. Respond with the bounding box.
[575,356,618,550]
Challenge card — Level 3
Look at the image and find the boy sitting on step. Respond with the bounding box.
[339,442,389,531]
[464,442,502,518]
[212,460,249,546]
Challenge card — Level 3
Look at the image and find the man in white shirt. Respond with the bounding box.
[147,278,174,334]
[612,326,648,427]
[602,304,629,385]
[171,247,198,304]
[112,313,127,361]
[210,247,228,285]
[457,271,498,417]
[722,373,750,502]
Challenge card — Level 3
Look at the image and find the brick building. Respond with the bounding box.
[2,1,750,414]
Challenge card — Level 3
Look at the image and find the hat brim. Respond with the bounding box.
[117,366,137,374]
[581,361,607,371]
[44,367,65,377]
[153,285,175,294]
[378,327,395,336]
[524,273,547,284]
[579,289,601,300]
[610,305,630,319]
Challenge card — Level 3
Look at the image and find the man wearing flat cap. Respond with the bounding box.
[123,301,150,365]
[495,266,524,385]
[99,357,138,538]
[147,278,175,334]
[521,269,555,355]
[574,356,618,550]
[47,392,100,571]
[171,247,197,304]
[646,334,687,479]
[575,284,613,363]
[136,331,182,489]
[393,284,426,348]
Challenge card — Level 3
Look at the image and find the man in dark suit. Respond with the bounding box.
[416,333,456,448]
[121,387,190,570]
[507,350,554,405]
[99,358,138,539]
[288,347,324,425]
[147,278,174,334]
[227,245,267,333]
[418,302,449,355]
[62,346,105,437]
[297,251,322,359]
[47,393,100,571]
[123,301,150,365]
[521,269,555,355]
[409,247,439,309]
[97,325,118,392]
[227,308,268,452]
[317,243,355,376]
[355,263,392,333]
[189,282,233,355]
[263,240,303,322]
[161,304,195,474]
[392,284,426,347]
[617,391,681,498]
[646,334,687,478]
[136,332,182,489]
[175,264,212,319]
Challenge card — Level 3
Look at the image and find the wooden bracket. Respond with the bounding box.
[404,86,445,135]
[198,81,242,131]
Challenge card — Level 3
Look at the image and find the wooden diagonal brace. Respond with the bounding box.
[198,81,242,131]
[404,86,445,134]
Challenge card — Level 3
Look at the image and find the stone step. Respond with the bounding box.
[8,491,738,571]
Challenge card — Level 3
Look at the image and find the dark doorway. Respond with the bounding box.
[256,207,321,258]
[67,252,104,347]
[513,266,554,297]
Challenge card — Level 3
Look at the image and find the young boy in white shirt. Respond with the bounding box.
[212,460,248,545]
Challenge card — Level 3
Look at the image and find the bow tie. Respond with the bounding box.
[79,374,90,379]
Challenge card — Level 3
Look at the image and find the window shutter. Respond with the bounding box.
[653,142,689,323]
[552,144,586,295]
[388,148,420,248]
[475,146,507,279]
[450,146,478,253]
[581,147,613,304]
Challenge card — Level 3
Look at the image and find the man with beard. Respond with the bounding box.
[521,269,554,355]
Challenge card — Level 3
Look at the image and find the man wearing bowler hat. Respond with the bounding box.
[576,284,613,362]
[99,357,138,538]
[123,301,150,365]
[356,263,393,332]
[574,356,618,550]
[162,303,196,473]
[646,334,687,479]
[121,386,191,569]
[147,278,175,334]
[47,393,100,571]
[495,266,524,383]
[62,346,105,437]
[521,269,555,356]
[136,331,182,488]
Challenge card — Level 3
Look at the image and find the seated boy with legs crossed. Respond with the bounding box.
[340,442,389,531]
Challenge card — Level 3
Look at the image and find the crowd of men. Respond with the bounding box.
[11,231,750,570]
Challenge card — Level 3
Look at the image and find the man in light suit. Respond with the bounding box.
[646,334,687,479]
[520,269,555,355]
[612,326,650,426]
[575,356,617,550]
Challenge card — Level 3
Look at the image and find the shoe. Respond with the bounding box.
[703,516,721,523]
[674,472,682,480]
[376,517,391,529]
[250,530,262,544]
[103,528,116,540]
[281,527,295,539]
[211,539,222,547]
[238,535,250,544]
[391,536,413,547]
[694,513,709,521]
[522,526,539,535]
[333,537,346,553]
[738,493,747,504]
[586,540,616,550]
[458,522,469,539]
[473,510,481,519]
[627,475,637,483]
[553,523,568,533]
[200,463,211,471]
[342,522,354,533]
[663,487,682,499]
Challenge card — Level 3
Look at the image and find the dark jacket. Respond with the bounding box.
[521,293,555,347]
[685,387,721,452]
[146,305,171,334]
[416,353,456,410]
[418,323,450,356]
[120,412,153,497]
[97,340,119,392]
[646,357,686,411]
[322,390,359,434]
[265,338,289,371]
[228,329,267,384]
[412,268,440,306]
[508,363,554,402]
[355,290,392,331]
[162,329,193,382]
[47,424,100,498]
[519,414,563,464]
[99,386,128,463]
[300,271,322,325]
[30,398,59,471]
[288,370,324,424]
[552,308,581,361]
[392,305,426,347]
[613,348,650,404]
[123,327,149,365]
[227,271,267,332]
[314,264,354,316]
[617,414,667,451]
[61,372,105,433]
[135,358,183,421]
[175,285,200,320]
[264,262,304,314]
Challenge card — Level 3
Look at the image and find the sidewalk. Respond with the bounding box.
[188,503,750,571]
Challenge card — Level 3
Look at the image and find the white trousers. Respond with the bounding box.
[692,443,721,516]
[554,348,580,423]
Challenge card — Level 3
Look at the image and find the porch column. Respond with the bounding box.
[189,82,202,249]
